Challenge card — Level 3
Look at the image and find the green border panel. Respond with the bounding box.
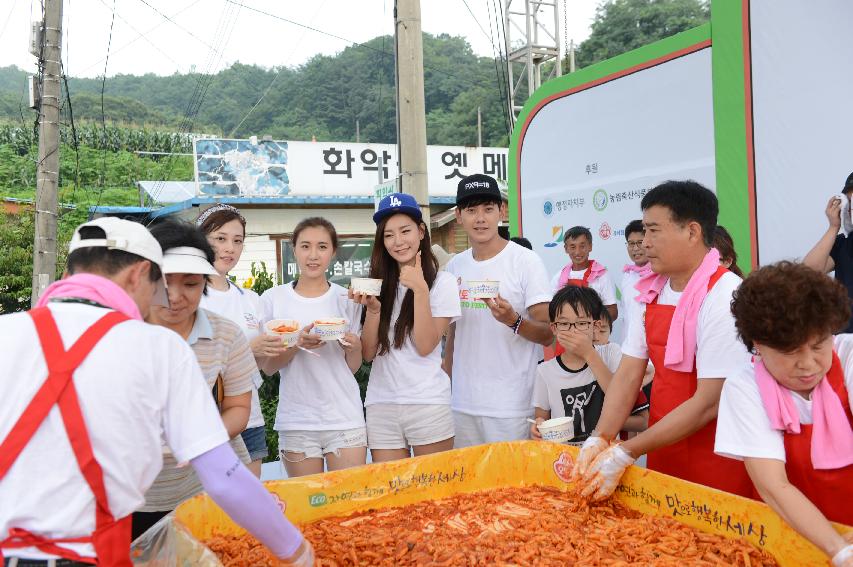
[711,0,754,271]
[508,24,711,238]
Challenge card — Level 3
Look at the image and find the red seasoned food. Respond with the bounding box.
[205,486,779,566]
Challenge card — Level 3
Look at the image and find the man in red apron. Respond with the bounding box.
[0,218,312,567]
[572,180,754,500]
[715,262,852,566]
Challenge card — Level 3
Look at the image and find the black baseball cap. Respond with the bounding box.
[844,172,853,194]
[456,173,501,206]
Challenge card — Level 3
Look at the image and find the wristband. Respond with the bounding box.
[509,314,522,334]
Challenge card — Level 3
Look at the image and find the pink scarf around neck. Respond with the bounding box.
[36,273,143,321]
[754,358,853,469]
[558,259,606,288]
[623,263,652,276]
[634,248,721,372]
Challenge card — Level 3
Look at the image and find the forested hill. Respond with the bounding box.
[0,33,513,147]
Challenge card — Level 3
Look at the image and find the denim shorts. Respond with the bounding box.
[240,425,269,461]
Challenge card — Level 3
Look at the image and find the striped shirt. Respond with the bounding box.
[140,308,259,512]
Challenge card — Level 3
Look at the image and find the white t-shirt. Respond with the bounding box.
[366,271,461,406]
[612,268,645,344]
[531,344,624,443]
[201,282,266,428]
[550,265,617,306]
[621,271,750,379]
[0,303,226,560]
[715,335,853,463]
[260,282,365,431]
[445,241,553,418]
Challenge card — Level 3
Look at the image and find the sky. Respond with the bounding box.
[0,0,599,79]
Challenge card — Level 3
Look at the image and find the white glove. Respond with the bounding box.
[571,435,609,481]
[279,539,315,567]
[580,444,635,501]
[832,543,853,567]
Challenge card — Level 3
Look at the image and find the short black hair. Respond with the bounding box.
[457,195,503,209]
[641,180,718,247]
[549,285,605,322]
[564,226,592,244]
[67,225,162,282]
[625,219,644,239]
[148,219,216,292]
[598,306,613,331]
[510,236,533,250]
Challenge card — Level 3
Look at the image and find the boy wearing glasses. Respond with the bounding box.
[530,286,649,444]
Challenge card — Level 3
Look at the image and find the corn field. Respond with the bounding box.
[0,123,194,155]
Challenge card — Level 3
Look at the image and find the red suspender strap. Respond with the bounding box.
[0,308,128,480]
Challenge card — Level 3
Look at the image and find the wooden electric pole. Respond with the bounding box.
[394,0,430,224]
[31,0,63,305]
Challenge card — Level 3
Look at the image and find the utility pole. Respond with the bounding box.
[31,0,63,305]
[394,0,430,224]
[477,106,482,147]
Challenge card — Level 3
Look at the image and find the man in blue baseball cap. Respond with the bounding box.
[442,174,554,447]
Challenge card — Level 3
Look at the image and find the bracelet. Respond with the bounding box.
[509,314,523,334]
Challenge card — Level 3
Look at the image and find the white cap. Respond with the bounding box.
[162,246,218,276]
[69,217,168,306]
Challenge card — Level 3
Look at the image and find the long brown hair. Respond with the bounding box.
[370,213,439,355]
[713,225,744,278]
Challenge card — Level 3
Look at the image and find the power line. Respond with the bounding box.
[135,0,219,53]
[228,0,329,138]
[460,0,491,42]
[0,0,19,43]
[95,0,116,213]
[94,0,183,70]
[76,0,203,76]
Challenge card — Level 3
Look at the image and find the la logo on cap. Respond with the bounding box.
[390,195,402,207]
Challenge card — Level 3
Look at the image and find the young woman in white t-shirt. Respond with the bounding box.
[197,203,285,478]
[715,262,853,567]
[260,217,366,478]
[351,193,460,463]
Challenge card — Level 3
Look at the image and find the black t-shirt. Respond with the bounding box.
[830,234,853,333]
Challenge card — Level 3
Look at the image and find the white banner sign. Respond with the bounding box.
[194,138,507,198]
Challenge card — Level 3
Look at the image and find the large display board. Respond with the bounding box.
[747,1,853,264]
[512,27,714,295]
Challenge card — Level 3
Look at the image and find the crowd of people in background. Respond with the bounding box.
[1,172,851,566]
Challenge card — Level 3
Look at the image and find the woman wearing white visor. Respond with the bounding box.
[133,220,257,540]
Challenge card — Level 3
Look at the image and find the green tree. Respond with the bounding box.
[0,211,36,313]
[576,0,710,69]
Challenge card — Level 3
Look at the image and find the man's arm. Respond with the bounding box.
[803,196,842,273]
[520,302,554,345]
[587,355,647,439]
[620,378,724,457]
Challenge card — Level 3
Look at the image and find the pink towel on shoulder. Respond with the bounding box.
[558,259,607,288]
[634,248,721,372]
[754,358,853,470]
[36,273,143,321]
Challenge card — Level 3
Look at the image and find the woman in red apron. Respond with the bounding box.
[716,262,852,566]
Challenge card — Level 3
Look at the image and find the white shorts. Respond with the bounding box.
[278,427,367,460]
[452,411,532,448]
[366,404,454,450]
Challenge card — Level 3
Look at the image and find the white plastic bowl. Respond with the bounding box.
[313,318,348,341]
[538,417,574,444]
[350,277,382,296]
[265,319,301,346]
[467,279,500,299]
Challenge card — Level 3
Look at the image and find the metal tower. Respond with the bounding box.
[505,0,562,123]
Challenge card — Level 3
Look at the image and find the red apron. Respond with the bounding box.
[0,307,132,566]
[645,267,754,497]
[780,352,853,525]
